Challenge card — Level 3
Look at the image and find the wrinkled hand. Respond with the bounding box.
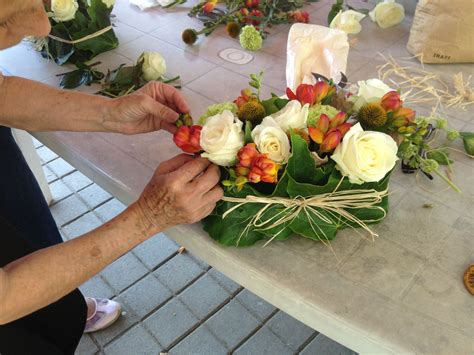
[135,155,223,235]
[104,82,189,135]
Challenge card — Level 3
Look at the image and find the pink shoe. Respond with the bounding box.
[84,297,122,333]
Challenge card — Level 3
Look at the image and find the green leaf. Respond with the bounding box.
[244,121,253,144]
[261,97,289,115]
[327,0,344,25]
[59,69,92,89]
[427,150,453,165]
[460,132,474,155]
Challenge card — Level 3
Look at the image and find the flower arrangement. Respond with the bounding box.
[328,0,404,34]
[172,72,472,247]
[182,0,313,51]
[33,0,118,66]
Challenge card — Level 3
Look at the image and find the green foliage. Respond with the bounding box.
[203,132,391,247]
[58,62,104,89]
[460,132,474,155]
[327,0,343,24]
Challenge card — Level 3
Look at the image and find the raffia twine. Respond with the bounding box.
[47,25,113,45]
[221,180,389,248]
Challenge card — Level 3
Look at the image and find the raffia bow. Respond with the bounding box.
[222,183,389,247]
[47,25,113,45]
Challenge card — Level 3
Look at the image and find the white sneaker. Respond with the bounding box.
[84,297,122,333]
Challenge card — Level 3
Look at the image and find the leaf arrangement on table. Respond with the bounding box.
[181,0,313,51]
[172,72,473,247]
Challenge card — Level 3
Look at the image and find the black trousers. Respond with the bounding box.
[0,127,87,354]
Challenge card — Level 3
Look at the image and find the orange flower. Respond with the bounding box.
[235,164,250,177]
[173,125,202,153]
[393,107,415,122]
[314,81,334,104]
[234,88,253,108]
[381,91,402,111]
[290,10,309,23]
[245,0,259,8]
[308,112,351,153]
[286,83,316,105]
[248,155,279,183]
[202,1,216,13]
[237,143,259,168]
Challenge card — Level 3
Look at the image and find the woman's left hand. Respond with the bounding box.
[103,82,189,135]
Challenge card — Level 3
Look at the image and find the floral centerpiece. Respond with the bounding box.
[32,0,118,66]
[172,73,472,247]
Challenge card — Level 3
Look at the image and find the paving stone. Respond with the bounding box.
[208,268,241,294]
[144,298,199,349]
[32,137,43,148]
[49,179,73,203]
[205,300,260,349]
[80,275,115,299]
[300,334,357,355]
[236,289,276,321]
[267,311,315,351]
[50,194,89,226]
[62,212,103,239]
[62,171,93,191]
[234,326,293,355]
[179,274,230,319]
[36,146,58,164]
[187,252,209,270]
[43,165,58,183]
[78,183,112,209]
[46,158,75,178]
[91,295,141,347]
[153,254,204,293]
[101,253,148,293]
[104,324,162,355]
[120,274,172,318]
[170,325,228,355]
[75,334,99,355]
[133,234,179,270]
[94,198,126,222]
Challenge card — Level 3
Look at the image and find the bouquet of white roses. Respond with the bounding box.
[172,73,472,247]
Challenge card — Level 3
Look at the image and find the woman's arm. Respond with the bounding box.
[0,155,223,324]
[0,75,186,134]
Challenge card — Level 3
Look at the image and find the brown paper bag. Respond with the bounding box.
[407,0,474,63]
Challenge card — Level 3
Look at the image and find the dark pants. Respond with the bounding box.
[0,127,87,354]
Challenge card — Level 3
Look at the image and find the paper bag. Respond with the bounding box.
[407,0,474,63]
[286,24,349,92]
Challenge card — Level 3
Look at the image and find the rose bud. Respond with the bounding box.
[237,143,259,168]
[286,83,316,105]
[173,125,202,153]
[249,155,279,183]
[202,1,216,13]
[381,91,402,111]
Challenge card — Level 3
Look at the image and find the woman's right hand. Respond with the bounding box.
[133,154,223,236]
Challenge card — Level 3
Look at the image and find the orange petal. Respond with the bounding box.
[309,127,324,144]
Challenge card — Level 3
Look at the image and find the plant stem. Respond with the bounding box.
[432,168,462,193]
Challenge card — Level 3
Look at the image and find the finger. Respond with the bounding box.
[174,157,212,182]
[200,202,218,219]
[155,154,194,176]
[160,121,178,134]
[191,164,221,194]
[141,95,179,123]
[202,185,224,204]
[159,84,189,114]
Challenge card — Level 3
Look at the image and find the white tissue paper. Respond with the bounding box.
[129,0,159,10]
[286,24,350,92]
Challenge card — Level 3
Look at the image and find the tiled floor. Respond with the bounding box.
[33,138,356,354]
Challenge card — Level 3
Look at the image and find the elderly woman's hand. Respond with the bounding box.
[133,155,223,235]
[103,82,189,135]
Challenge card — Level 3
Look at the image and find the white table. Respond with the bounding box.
[1,0,473,353]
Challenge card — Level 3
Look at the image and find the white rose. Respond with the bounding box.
[330,10,366,34]
[200,110,245,166]
[252,117,291,164]
[139,52,167,81]
[87,0,115,7]
[271,100,309,133]
[331,123,398,184]
[353,78,393,111]
[51,0,79,22]
[369,0,405,29]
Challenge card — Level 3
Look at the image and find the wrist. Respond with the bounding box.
[123,201,164,239]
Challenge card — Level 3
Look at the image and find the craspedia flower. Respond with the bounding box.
[238,99,266,123]
[226,22,241,38]
[239,25,263,52]
[358,103,387,128]
[182,29,198,45]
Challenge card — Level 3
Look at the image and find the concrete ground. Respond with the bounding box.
[35,138,356,354]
